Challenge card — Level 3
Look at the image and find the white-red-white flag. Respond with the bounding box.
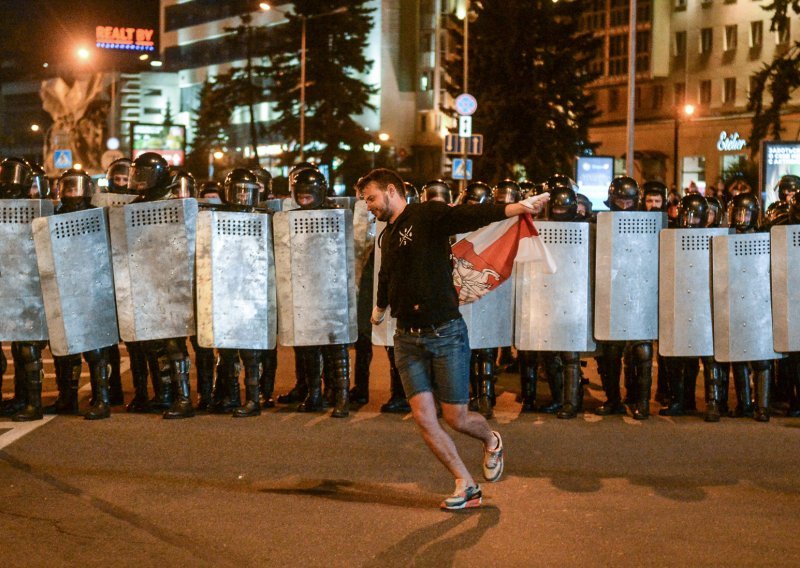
[452,213,556,305]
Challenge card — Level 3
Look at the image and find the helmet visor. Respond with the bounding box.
[30,175,49,198]
[731,207,753,227]
[128,164,161,192]
[0,162,29,187]
[59,176,92,199]
[679,209,705,227]
[225,182,259,207]
[170,177,195,199]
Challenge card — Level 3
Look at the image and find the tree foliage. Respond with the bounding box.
[444,0,600,182]
[747,0,800,155]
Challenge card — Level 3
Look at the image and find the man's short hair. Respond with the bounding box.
[356,168,405,197]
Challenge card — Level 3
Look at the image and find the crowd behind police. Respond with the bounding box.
[0,151,798,424]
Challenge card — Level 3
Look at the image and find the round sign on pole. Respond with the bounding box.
[101,149,124,170]
[455,93,478,116]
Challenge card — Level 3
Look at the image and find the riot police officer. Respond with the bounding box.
[642,180,667,212]
[706,196,724,227]
[420,179,454,204]
[128,152,195,419]
[777,174,800,204]
[251,166,274,202]
[596,176,654,420]
[106,158,132,194]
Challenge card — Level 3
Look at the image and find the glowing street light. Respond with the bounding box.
[683,104,696,117]
[76,47,91,61]
[378,132,390,142]
[30,124,40,133]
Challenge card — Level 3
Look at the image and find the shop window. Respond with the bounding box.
[750,21,763,48]
[700,80,712,105]
[723,78,736,104]
[700,28,713,54]
[681,155,707,193]
[724,25,738,51]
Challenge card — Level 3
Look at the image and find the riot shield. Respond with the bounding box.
[658,228,729,357]
[273,208,357,346]
[460,277,513,349]
[712,233,782,362]
[281,198,299,212]
[371,220,397,346]
[196,210,276,350]
[90,193,138,208]
[0,200,54,341]
[109,198,199,342]
[515,221,595,352]
[594,211,665,341]
[33,208,118,355]
[263,198,283,212]
[331,196,357,211]
[353,199,376,296]
[771,225,800,353]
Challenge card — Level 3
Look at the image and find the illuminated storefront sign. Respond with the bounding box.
[131,124,186,167]
[96,26,156,52]
[716,131,747,152]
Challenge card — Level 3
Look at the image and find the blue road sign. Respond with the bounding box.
[443,134,484,156]
[455,93,478,116]
[54,149,73,169]
[452,158,473,181]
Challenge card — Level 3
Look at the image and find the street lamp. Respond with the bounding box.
[673,103,696,191]
[260,3,348,162]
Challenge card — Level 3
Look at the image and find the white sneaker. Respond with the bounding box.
[482,431,504,482]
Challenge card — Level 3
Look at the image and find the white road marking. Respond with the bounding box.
[0,416,56,450]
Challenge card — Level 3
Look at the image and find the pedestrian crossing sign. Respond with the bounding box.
[54,149,73,170]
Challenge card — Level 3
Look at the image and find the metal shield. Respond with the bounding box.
[460,277,513,349]
[33,208,119,356]
[263,198,283,212]
[90,193,138,208]
[771,225,800,352]
[331,196,357,211]
[712,233,782,362]
[196,210,277,350]
[109,198,198,342]
[371,220,397,346]
[273,208,357,346]
[514,221,595,352]
[281,198,299,212]
[0,200,53,340]
[658,228,729,357]
[594,211,665,341]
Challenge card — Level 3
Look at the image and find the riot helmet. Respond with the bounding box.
[777,174,800,203]
[546,183,578,221]
[0,157,33,199]
[666,191,681,226]
[291,167,328,209]
[128,152,171,200]
[106,157,132,193]
[677,193,708,228]
[518,179,536,198]
[403,182,420,204]
[728,192,760,233]
[493,179,522,204]
[729,179,752,199]
[642,180,667,212]
[705,196,723,227]
[29,163,51,199]
[58,169,94,207]
[605,176,639,211]
[420,179,453,204]
[790,192,800,224]
[251,167,273,201]
[765,200,791,227]
[576,193,593,220]
[167,169,196,199]
[459,181,492,204]
[200,181,223,204]
[223,168,261,207]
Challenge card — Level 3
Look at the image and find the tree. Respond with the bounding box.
[261,0,377,187]
[186,77,235,178]
[747,1,800,155]
[444,0,599,182]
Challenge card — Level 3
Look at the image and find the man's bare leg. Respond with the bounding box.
[441,402,497,449]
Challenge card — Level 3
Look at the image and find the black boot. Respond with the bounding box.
[1,347,26,417]
[557,359,582,419]
[108,344,124,406]
[632,363,652,420]
[328,346,350,418]
[518,351,538,412]
[538,358,563,414]
[126,343,152,413]
[297,347,324,412]
[754,366,771,423]
[13,362,43,422]
[349,334,371,405]
[148,353,173,411]
[194,344,215,411]
[659,359,686,416]
[718,364,730,415]
[46,357,80,415]
[703,361,722,423]
[210,353,240,413]
[279,347,309,404]
[233,351,261,418]
[595,345,626,415]
[164,359,195,419]
[476,350,496,418]
[731,363,754,418]
[84,362,111,420]
[259,349,277,409]
[683,359,699,413]
[623,351,636,406]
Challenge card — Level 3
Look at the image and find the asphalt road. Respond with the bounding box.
[1,345,799,567]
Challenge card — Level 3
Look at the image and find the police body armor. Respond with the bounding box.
[273,207,357,346]
[658,228,729,357]
[515,221,596,352]
[109,198,199,342]
[196,209,277,350]
[771,225,800,352]
[90,193,138,208]
[32,207,119,355]
[594,211,665,341]
[454,232,514,349]
[711,232,782,362]
[371,220,397,346]
[0,199,53,340]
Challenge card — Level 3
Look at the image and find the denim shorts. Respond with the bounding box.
[393,317,471,405]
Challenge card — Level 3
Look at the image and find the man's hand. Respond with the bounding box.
[504,192,549,218]
[371,305,387,326]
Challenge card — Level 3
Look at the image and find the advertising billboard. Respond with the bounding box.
[576,156,615,212]
[761,141,800,206]
[131,124,186,167]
